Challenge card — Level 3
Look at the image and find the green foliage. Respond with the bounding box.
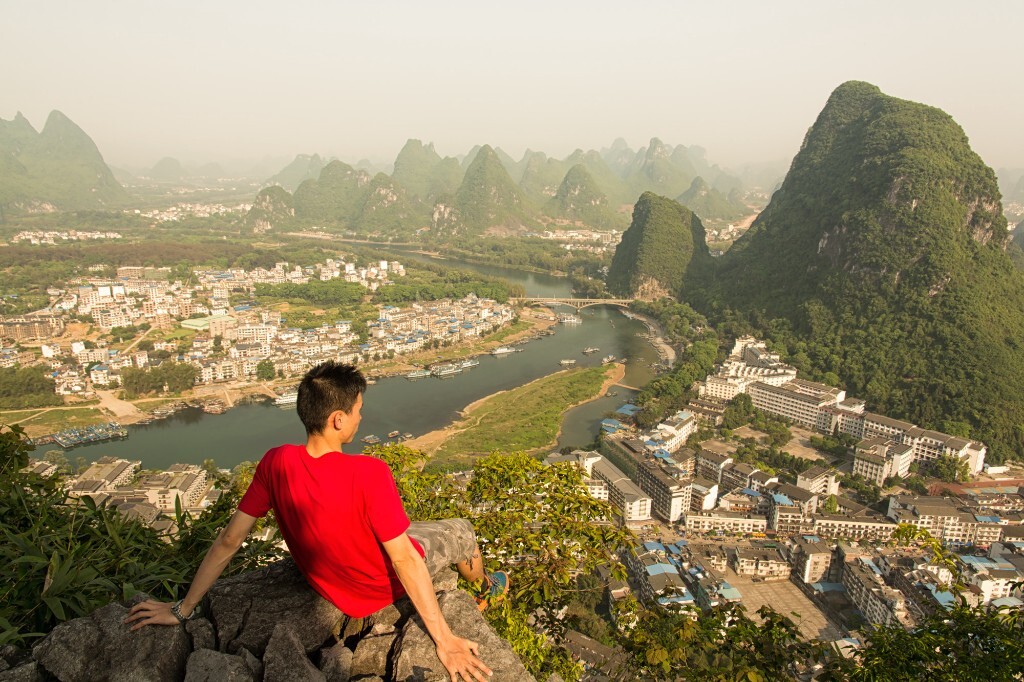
[0,111,128,210]
[255,359,275,381]
[372,445,631,681]
[634,335,719,428]
[685,81,1023,463]
[607,192,712,299]
[432,366,610,464]
[0,366,63,409]
[255,280,366,307]
[0,425,282,646]
[543,164,626,230]
[677,176,747,221]
[441,145,536,236]
[120,362,197,397]
[929,453,971,483]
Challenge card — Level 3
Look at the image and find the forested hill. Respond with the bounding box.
[606,192,712,299]
[688,80,1024,462]
[0,111,127,211]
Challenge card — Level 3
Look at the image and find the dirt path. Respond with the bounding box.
[94,389,144,419]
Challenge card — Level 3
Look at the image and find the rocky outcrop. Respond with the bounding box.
[24,559,534,682]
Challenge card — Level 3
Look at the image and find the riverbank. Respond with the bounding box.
[626,310,677,365]
[407,362,626,464]
[3,307,555,440]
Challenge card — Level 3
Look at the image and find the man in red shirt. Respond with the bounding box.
[127,362,508,682]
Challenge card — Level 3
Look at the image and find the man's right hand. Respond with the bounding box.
[436,635,492,681]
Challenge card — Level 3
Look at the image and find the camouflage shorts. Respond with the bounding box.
[407,518,477,576]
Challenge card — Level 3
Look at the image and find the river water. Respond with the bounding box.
[33,252,660,469]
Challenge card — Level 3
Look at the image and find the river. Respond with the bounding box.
[32,253,662,470]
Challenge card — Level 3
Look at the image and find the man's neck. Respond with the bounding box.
[305,433,344,458]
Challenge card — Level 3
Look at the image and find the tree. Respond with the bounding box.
[255,359,276,381]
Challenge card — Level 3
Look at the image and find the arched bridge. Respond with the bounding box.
[512,297,634,310]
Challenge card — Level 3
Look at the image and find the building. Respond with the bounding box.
[586,454,652,525]
[730,547,791,580]
[796,465,840,497]
[852,437,914,486]
[685,510,768,535]
[0,315,65,341]
[635,460,690,523]
[790,535,833,584]
[842,557,913,627]
[811,513,897,542]
[748,379,845,430]
[68,457,140,496]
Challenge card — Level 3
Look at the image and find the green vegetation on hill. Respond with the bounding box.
[391,140,463,200]
[265,153,324,192]
[544,164,626,229]
[606,192,712,299]
[672,81,1024,462]
[0,111,128,211]
[676,176,747,221]
[244,185,295,230]
[518,152,571,205]
[436,145,535,236]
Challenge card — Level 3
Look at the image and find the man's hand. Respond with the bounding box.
[123,600,181,631]
[436,635,492,681]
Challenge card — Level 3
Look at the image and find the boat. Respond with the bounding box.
[459,358,480,369]
[491,346,517,356]
[274,392,298,406]
[403,433,413,440]
[559,359,577,366]
[558,313,582,324]
[387,430,401,439]
[582,347,600,354]
[406,369,431,379]
[361,435,381,445]
[602,355,617,364]
[431,363,462,377]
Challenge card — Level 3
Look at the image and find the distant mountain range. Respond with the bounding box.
[250,137,759,235]
[0,111,127,211]
[610,81,1024,463]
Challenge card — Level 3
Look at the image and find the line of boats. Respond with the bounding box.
[406,357,482,380]
[361,431,413,445]
[28,421,128,449]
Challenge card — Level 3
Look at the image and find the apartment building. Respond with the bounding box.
[684,510,768,535]
[730,547,791,580]
[811,513,897,542]
[842,558,913,628]
[635,460,690,522]
[795,465,840,497]
[852,437,914,486]
[790,536,833,584]
[748,379,845,430]
[590,456,652,525]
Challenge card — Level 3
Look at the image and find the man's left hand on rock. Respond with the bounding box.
[124,600,183,630]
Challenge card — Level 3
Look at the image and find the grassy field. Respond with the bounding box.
[431,365,610,466]
[4,407,111,436]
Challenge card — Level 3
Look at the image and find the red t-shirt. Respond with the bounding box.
[237,444,424,617]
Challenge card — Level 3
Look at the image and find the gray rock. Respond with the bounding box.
[430,568,459,593]
[0,662,42,682]
[32,598,190,682]
[350,634,396,679]
[392,591,535,682]
[364,598,416,637]
[187,617,217,651]
[319,641,353,682]
[263,623,326,682]
[239,647,264,680]
[184,649,256,681]
[206,559,344,657]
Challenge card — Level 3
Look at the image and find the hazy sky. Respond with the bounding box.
[5,1,1022,173]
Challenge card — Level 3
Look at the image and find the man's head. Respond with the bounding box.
[296,362,367,437]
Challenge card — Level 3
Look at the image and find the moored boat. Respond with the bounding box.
[406,369,431,379]
[582,347,599,354]
[388,430,401,439]
[559,359,577,366]
[361,434,381,444]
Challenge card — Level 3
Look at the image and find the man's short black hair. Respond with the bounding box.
[296,362,367,435]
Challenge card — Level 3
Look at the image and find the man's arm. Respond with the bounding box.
[383,532,492,682]
[125,510,259,630]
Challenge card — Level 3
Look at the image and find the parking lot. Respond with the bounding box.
[725,570,845,641]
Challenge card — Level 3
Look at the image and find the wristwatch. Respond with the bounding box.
[171,599,198,623]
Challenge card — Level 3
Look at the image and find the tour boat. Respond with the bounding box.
[406,369,431,379]
[387,430,401,439]
[491,346,517,356]
[431,363,462,377]
[582,347,600,354]
[602,355,616,364]
[274,392,298,406]
[559,359,577,366]
[361,434,381,445]
[459,358,480,369]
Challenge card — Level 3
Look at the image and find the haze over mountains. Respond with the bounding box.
[610,81,1024,463]
[247,137,757,236]
[0,111,126,211]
